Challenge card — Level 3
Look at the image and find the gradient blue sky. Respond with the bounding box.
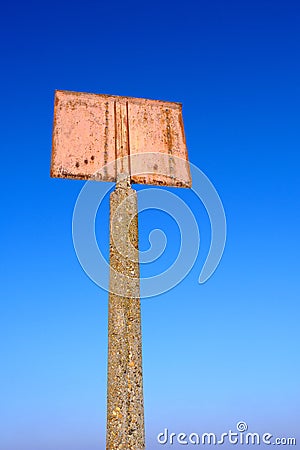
[1,1,300,449]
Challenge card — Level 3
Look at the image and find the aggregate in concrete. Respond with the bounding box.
[106,183,145,450]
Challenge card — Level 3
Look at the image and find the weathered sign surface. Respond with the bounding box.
[51,90,191,187]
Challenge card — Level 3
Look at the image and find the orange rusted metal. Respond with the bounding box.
[51,90,191,187]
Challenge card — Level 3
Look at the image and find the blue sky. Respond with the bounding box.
[1,0,300,449]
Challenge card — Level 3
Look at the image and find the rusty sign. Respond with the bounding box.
[51,90,191,187]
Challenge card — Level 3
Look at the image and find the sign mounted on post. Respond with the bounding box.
[51,90,191,187]
[50,89,192,450]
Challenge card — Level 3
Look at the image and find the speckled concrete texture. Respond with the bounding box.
[106,182,145,450]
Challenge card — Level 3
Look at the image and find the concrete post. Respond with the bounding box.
[106,180,145,450]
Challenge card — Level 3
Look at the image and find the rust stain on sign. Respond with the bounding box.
[51,90,191,187]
